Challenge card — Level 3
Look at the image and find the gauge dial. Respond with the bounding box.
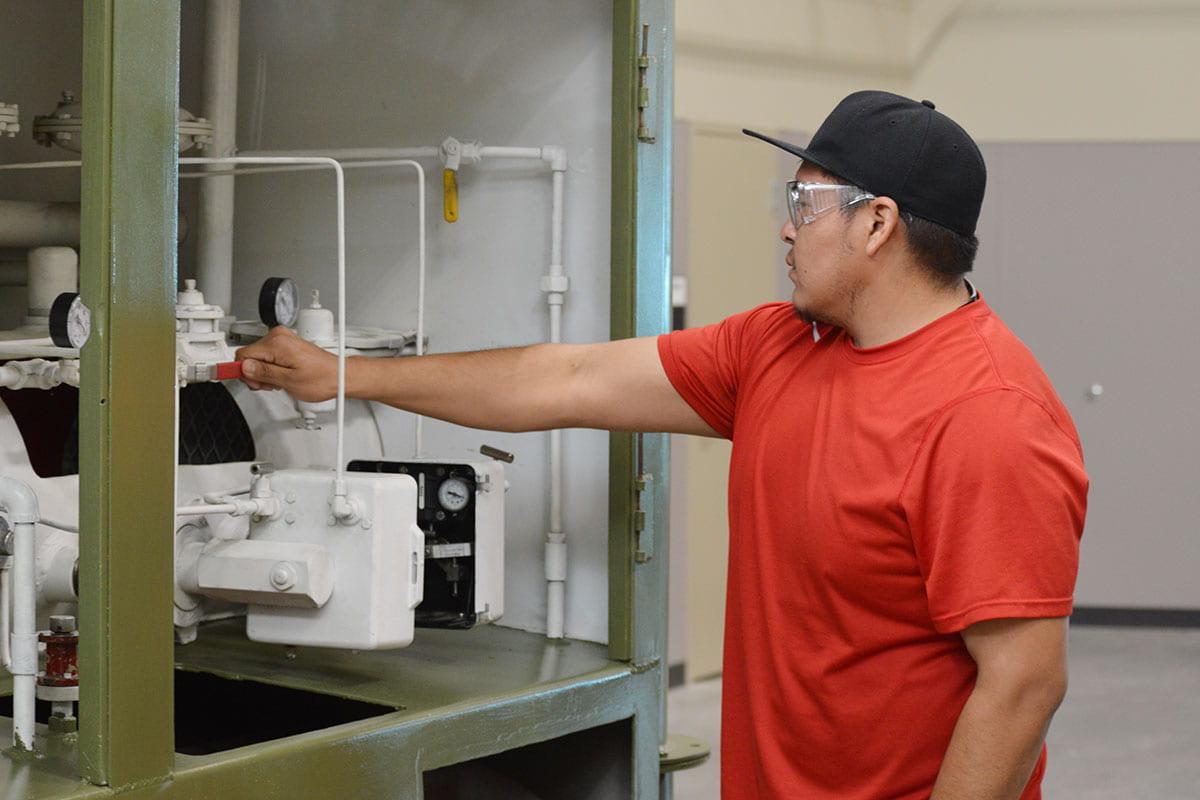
[258,277,299,328]
[49,292,91,349]
[436,477,471,513]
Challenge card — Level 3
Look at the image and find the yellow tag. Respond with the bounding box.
[442,168,459,223]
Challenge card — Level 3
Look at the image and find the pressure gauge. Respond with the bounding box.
[437,477,471,513]
[49,292,91,349]
[258,277,299,328]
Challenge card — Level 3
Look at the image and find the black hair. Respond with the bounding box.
[831,180,977,288]
[897,211,978,289]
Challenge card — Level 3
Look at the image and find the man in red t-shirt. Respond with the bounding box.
[237,91,1087,799]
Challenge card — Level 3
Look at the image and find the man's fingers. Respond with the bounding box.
[241,358,285,387]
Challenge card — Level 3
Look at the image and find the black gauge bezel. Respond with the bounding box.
[258,276,298,328]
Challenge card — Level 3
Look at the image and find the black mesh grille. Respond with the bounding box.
[177,383,256,465]
[57,382,254,475]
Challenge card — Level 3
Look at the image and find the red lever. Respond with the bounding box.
[214,361,244,381]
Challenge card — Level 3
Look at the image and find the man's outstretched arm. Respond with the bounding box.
[235,326,719,437]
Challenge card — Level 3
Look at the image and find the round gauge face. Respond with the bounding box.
[68,295,91,348]
[49,292,90,349]
[437,477,471,513]
[258,277,299,328]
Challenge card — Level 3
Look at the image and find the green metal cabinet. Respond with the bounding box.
[0,1,676,797]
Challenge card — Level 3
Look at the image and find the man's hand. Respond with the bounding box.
[931,616,1069,799]
[235,326,339,402]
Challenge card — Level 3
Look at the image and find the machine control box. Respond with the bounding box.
[348,459,505,629]
[245,469,425,649]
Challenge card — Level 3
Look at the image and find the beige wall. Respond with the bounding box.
[910,1,1200,141]
[676,0,908,132]
[675,125,782,680]
[678,0,1200,141]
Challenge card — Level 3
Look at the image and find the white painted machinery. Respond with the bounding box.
[0,273,508,662]
[0,77,576,754]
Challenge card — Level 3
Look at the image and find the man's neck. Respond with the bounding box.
[844,276,972,349]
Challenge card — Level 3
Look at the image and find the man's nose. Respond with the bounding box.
[780,219,796,245]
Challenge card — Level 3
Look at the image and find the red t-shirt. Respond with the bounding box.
[658,297,1088,800]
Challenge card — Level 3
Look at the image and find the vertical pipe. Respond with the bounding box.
[196,0,241,312]
[1,477,40,751]
[545,164,567,639]
[11,522,35,751]
[413,163,427,456]
[334,165,347,485]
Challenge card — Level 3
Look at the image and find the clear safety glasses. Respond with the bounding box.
[785,181,875,227]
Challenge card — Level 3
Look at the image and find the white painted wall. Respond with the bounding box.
[198,0,615,642]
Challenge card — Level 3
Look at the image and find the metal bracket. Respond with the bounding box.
[659,734,711,774]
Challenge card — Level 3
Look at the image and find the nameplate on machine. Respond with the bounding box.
[428,543,472,559]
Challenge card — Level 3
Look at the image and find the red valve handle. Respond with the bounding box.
[214,361,244,381]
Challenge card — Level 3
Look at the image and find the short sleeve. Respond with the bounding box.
[657,304,787,439]
[900,388,1089,634]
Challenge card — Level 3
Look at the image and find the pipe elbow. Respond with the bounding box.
[0,477,39,523]
[541,146,567,172]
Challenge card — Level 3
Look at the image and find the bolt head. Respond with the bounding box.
[269,562,297,591]
[49,615,76,634]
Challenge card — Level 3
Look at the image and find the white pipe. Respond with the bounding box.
[246,145,552,164]
[0,345,79,359]
[0,200,81,249]
[195,0,241,312]
[0,189,185,244]
[0,477,40,751]
[0,563,10,669]
[202,487,248,504]
[176,503,239,516]
[545,159,568,639]
[479,146,544,160]
[26,246,78,318]
[242,146,440,161]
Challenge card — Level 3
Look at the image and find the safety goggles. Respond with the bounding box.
[785,181,875,227]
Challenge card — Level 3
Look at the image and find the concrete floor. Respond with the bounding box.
[667,626,1200,799]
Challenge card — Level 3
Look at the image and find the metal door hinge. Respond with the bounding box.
[636,23,656,144]
[634,471,654,564]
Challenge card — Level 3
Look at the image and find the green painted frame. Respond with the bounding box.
[77,0,180,788]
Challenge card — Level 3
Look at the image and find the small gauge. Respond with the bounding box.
[49,292,91,349]
[258,277,299,328]
[436,477,471,513]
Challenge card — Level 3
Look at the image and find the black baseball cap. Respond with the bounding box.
[744,90,986,237]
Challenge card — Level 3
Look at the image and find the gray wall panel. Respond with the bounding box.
[975,142,1199,609]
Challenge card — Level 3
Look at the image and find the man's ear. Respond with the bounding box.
[864,196,902,258]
